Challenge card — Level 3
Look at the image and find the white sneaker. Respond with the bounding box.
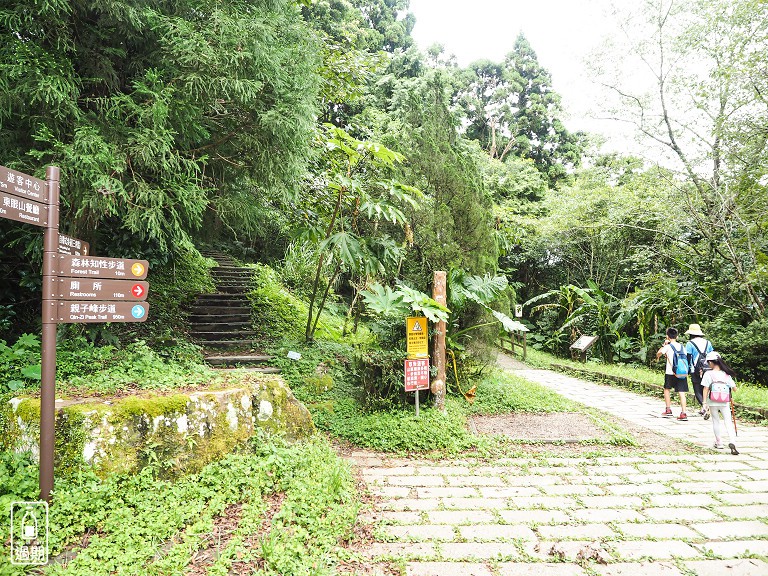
[714,441,725,449]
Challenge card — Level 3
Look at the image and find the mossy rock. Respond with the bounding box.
[1,374,314,478]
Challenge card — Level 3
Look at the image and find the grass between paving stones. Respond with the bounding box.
[525,348,768,419]
[0,435,358,576]
[294,363,637,456]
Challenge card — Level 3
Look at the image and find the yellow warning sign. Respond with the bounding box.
[406,316,429,358]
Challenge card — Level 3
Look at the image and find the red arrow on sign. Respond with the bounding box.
[131,284,145,298]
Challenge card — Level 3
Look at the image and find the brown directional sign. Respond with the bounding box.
[0,165,48,203]
[46,278,149,301]
[52,301,150,324]
[51,254,149,279]
[0,190,48,227]
[58,234,90,256]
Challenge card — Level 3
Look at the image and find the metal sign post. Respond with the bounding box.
[39,166,60,502]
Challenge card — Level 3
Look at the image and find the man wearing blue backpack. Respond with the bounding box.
[684,323,714,416]
[656,327,689,421]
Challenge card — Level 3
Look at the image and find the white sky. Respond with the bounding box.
[407,0,631,150]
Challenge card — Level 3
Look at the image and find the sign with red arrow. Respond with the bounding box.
[45,278,149,301]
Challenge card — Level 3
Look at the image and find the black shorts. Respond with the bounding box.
[664,374,689,392]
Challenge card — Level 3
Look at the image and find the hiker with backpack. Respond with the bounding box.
[684,324,714,416]
[656,327,689,421]
[701,351,739,455]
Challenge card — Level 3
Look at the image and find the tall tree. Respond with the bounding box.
[456,34,583,186]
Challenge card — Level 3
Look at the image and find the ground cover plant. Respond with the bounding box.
[0,435,357,576]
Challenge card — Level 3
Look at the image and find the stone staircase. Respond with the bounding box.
[189,251,279,374]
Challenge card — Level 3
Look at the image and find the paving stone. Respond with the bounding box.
[684,559,768,576]
[649,494,717,507]
[698,539,768,557]
[511,496,576,509]
[716,492,768,505]
[736,480,768,492]
[542,484,605,496]
[387,476,445,486]
[643,507,719,522]
[684,471,748,482]
[537,522,615,540]
[692,520,768,539]
[372,465,417,475]
[611,539,700,559]
[528,466,582,475]
[381,498,441,511]
[606,483,668,496]
[587,465,641,475]
[497,562,589,575]
[498,509,570,524]
[406,562,493,576]
[445,475,506,486]
[579,496,643,508]
[426,510,496,524]
[417,466,472,475]
[479,486,541,498]
[382,524,455,541]
[615,522,700,539]
[440,497,507,510]
[739,470,768,480]
[506,475,560,486]
[459,523,536,541]
[380,511,423,523]
[417,487,477,498]
[714,505,768,519]
[578,475,624,485]
[526,540,611,562]
[677,481,740,493]
[365,542,436,559]
[438,541,518,560]
[637,463,699,473]
[372,486,411,498]
[625,473,683,483]
[592,561,684,575]
[696,461,757,471]
[572,508,646,523]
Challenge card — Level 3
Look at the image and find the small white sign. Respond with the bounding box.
[287,350,301,360]
[515,304,523,318]
[10,501,48,566]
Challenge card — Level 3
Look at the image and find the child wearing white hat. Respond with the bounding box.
[701,351,739,455]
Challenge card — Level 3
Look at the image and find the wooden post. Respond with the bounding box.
[432,271,446,412]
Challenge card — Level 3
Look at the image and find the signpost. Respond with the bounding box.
[51,255,148,279]
[570,335,598,363]
[0,191,48,227]
[57,234,89,256]
[46,278,149,301]
[0,163,151,502]
[404,358,430,416]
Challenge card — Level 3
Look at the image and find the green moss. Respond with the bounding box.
[304,374,334,394]
[116,394,189,418]
[15,398,40,422]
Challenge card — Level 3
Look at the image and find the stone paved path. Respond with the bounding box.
[348,356,768,575]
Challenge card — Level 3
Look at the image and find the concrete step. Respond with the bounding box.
[214,367,281,374]
[192,330,259,340]
[200,340,260,349]
[205,354,273,366]
[215,285,250,294]
[192,321,252,332]
[189,305,251,315]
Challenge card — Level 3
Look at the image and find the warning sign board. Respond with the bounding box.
[406,316,429,358]
[404,358,430,392]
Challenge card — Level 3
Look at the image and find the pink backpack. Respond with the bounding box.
[709,374,732,403]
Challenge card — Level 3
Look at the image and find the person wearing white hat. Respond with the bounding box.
[701,351,739,455]
[684,323,713,416]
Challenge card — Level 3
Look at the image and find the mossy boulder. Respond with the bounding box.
[0,373,313,478]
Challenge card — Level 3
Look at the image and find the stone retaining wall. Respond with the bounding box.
[0,372,314,477]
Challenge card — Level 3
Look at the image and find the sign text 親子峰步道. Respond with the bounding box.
[0,166,48,203]
[45,278,149,301]
[49,301,150,324]
[51,254,149,279]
